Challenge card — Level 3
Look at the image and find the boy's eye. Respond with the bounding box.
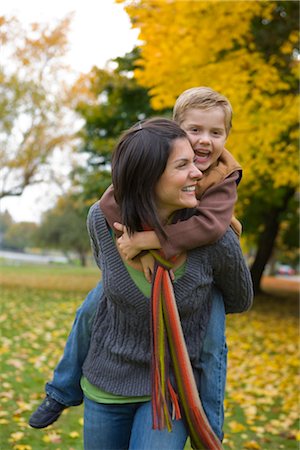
[212,130,224,136]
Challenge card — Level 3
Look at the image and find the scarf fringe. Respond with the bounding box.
[150,260,223,450]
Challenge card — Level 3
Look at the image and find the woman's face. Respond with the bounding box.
[155,137,202,221]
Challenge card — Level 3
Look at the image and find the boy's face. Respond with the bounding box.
[180,107,227,172]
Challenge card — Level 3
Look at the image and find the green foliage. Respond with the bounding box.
[71,48,170,202]
[0,211,38,250]
[2,221,38,250]
[0,210,13,234]
[37,194,90,266]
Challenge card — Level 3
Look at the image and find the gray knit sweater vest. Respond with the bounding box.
[82,203,253,396]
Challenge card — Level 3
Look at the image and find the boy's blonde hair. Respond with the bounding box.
[173,87,233,136]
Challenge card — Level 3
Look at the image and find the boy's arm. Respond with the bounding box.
[158,172,239,259]
[100,172,238,260]
[99,185,122,234]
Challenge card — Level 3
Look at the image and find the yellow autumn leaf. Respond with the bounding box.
[42,432,61,443]
[0,418,9,425]
[243,440,262,449]
[78,417,84,426]
[9,432,24,442]
[228,421,246,433]
[69,431,80,438]
[13,446,32,450]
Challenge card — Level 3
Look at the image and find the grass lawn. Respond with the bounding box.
[0,263,299,450]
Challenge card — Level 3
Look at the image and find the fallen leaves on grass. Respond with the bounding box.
[1,286,84,449]
[0,276,299,449]
[224,294,299,448]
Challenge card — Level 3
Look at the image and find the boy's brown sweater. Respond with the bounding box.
[99,149,242,259]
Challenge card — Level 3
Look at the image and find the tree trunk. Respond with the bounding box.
[78,250,87,267]
[250,213,280,295]
[250,189,295,295]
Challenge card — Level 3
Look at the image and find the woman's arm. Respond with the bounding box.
[86,203,103,270]
[210,228,253,313]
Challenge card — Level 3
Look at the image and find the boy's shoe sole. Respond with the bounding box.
[29,396,67,428]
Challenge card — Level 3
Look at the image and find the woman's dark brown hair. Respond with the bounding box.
[112,118,187,237]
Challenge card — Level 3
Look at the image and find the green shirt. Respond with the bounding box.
[81,258,186,404]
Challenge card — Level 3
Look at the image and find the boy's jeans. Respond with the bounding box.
[46,283,226,440]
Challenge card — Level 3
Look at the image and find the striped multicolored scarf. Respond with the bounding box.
[150,250,223,450]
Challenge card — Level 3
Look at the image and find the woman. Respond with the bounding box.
[82,118,253,450]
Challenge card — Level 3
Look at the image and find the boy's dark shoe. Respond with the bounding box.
[29,395,67,428]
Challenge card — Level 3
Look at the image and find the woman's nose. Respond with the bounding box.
[191,165,202,180]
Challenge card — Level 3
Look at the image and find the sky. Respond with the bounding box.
[1,0,139,223]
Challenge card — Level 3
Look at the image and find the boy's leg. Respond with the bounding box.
[29,281,103,428]
[46,281,103,405]
[199,286,227,441]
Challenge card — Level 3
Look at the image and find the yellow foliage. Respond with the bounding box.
[120,0,299,199]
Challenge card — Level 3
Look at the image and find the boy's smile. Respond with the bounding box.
[180,107,227,172]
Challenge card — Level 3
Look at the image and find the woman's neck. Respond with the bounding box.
[157,207,174,226]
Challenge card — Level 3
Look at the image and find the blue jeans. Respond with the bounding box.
[199,287,227,441]
[83,397,187,450]
[46,283,226,440]
[46,282,103,406]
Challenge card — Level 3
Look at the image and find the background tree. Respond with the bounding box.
[37,194,90,266]
[119,0,299,293]
[0,211,14,247]
[2,221,38,251]
[70,48,169,202]
[0,14,77,199]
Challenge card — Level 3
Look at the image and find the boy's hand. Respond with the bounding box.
[140,253,175,283]
[140,252,155,283]
[114,221,176,282]
[114,222,141,259]
[114,222,162,259]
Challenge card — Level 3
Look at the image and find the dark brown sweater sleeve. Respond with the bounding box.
[99,185,123,236]
[99,173,239,259]
[157,172,239,259]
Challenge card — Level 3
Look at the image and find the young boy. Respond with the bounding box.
[29,87,242,441]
